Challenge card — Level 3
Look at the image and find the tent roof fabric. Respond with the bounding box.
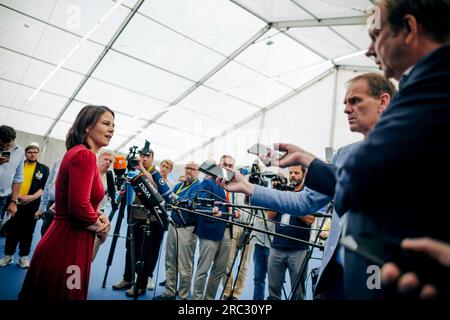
[0,0,377,164]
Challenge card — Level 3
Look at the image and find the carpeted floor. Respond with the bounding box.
[0,207,321,300]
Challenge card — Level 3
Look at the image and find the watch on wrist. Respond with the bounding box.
[10,199,18,205]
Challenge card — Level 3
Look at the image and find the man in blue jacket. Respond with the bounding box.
[193,155,239,300]
[155,161,201,300]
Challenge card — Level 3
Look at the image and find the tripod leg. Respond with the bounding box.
[290,215,329,299]
[229,240,250,299]
[102,193,127,288]
[229,226,254,299]
[127,204,138,299]
[290,249,311,300]
[220,244,240,300]
[134,223,151,299]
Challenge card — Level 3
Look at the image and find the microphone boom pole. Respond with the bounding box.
[170,205,324,250]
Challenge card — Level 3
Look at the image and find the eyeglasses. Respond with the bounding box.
[185,167,198,171]
[26,151,39,154]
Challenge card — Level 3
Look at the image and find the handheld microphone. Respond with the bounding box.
[130,174,175,226]
[113,154,127,177]
[106,170,118,210]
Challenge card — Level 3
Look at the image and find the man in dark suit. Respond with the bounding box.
[331,0,450,299]
[290,0,450,299]
[0,143,49,268]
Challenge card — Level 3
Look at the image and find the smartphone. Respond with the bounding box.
[1,151,10,159]
[199,161,235,182]
[247,143,283,160]
[340,233,449,289]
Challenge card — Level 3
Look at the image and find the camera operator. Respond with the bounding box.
[266,166,314,300]
[113,142,173,297]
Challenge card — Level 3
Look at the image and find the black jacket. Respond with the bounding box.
[333,45,450,299]
[22,161,49,213]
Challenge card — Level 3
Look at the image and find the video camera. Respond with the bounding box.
[248,160,267,187]
[271,174,295,192]
[126,140,153,171]
[126,146,140,170]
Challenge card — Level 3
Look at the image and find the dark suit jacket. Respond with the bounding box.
[333,44,450,299]
[305,159,337,197]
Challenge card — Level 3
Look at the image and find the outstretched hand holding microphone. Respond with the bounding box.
[215,142,317,196]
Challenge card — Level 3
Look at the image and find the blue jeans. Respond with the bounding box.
[253,243,270,300]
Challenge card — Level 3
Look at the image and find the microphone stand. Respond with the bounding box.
[107,192,120,222]
[168,205,324,250]
[171,201,326,300]
[101,171,139,302]
[219,210,255,300]
[289,203,333,300]
[102,189,127,288]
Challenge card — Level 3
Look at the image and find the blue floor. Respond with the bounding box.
[0,209,322,300]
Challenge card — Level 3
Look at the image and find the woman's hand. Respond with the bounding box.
[96,213,111,240]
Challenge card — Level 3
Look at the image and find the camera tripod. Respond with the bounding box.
[101,171,161,300]
[288,203,332,300]
[219,210,256,300]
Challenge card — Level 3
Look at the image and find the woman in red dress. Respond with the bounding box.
[19,105,114,300]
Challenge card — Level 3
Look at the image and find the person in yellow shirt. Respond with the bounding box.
[0,143,49,268]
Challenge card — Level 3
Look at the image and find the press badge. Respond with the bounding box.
[35,170,43,180]
[280,214,290,226]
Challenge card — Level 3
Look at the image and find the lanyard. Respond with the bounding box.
[175,179,197,195]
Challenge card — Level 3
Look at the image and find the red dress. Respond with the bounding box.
[19,144,104,300]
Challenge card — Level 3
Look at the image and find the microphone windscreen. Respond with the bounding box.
[113,155,127,170]
[106,170,116,199]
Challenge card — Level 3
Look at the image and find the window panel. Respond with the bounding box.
[138,0,265,56]
[235,29,324,86]
[92,51,195,102]
[332,25,371,50]
[205,61,292,107]
[113,14,224,81]
[232,0,313,22]
[76,78,171,117]
[156,107,230,138]
[0,105,53,136]
[287,27,356,59]
[177,86,259,124]
[3,83,67,119]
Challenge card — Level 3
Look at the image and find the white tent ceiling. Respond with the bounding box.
[0,0,379,165]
